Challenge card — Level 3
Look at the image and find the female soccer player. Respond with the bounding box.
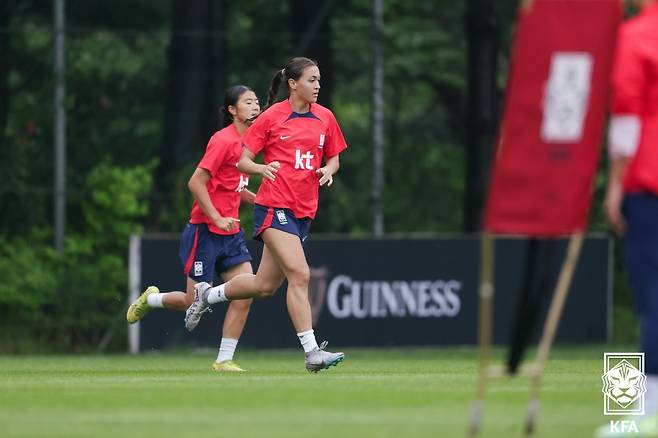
[185,57,347,373]
[127,85,261,373]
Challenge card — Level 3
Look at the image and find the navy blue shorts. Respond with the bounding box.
[178,223,252,283]
[252,204,311,244]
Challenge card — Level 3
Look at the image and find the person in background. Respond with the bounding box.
[185,57,347,373]
[602,0,658,435]
[127,85,261,373]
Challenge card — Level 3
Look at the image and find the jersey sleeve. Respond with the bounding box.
[611,26,647,116]
[197,135,227,176]
[324,112,348,158]
[242,111,270,155]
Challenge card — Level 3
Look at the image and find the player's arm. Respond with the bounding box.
[238,148,280,181]
[240,188,256,205]
[316,154,340,186]
[187,168,239,231]
[604,29,645,236]
[605,156,630,235]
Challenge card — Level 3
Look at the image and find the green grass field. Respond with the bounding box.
[0,346,616,438]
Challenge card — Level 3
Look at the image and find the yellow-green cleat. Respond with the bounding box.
[126,286,159,324]
[212,360,246,373]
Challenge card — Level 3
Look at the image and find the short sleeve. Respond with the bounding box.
[242,111,270,155]
[611,26,647,116]
[324,112,348,158]
[198,135,227,176]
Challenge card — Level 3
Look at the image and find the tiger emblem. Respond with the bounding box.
[602,359,647,409]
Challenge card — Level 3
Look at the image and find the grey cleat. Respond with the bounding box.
[184,282,213,332]
[305,341,345,373]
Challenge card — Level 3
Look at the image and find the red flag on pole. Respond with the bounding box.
[484,0,621,236]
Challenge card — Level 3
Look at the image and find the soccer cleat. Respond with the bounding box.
[212,360,246,373]
[305,340,345,373]
[184,282,213,331]
[126,286,159,324]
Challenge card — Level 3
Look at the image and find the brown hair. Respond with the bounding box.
[265,57,318,108]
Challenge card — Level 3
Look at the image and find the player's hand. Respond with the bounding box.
[215,216,240,232]
[604,184,626,235]
[316,167,334,186]
[261,161,280,181]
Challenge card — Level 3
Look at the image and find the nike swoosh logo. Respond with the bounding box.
[280,135,290,140]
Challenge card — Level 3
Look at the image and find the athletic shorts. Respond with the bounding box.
[178,223,252,283]
[252,204,311,244]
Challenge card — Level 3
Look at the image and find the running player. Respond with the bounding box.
[127,85,261,373]
[185,57,347,373]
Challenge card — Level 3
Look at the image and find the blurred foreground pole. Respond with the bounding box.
[53,0,66,251]
[370,0,384,236]
[463,0,500,232]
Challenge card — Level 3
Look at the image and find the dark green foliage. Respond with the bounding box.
[0,0,635,350]
[0,162,153,353]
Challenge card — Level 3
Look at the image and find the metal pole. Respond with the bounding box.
[370,0,384,236]
[53,0,66,251]
[128,234,142,354]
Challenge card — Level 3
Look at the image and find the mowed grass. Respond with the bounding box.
[0,346,613,438]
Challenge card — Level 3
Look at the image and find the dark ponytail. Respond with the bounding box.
[219,84,253,128]
[266,70,284,109]
[265,57,318,109]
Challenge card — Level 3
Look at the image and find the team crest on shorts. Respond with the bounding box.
[194,261,203,277]
[275,209,288,225]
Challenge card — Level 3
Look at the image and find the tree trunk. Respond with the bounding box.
[463,0,500,232]
[159,0,227,192]
[290,0,334,107]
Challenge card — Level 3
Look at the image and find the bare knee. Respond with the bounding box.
[287,265,310,289]
[255,280,279,298]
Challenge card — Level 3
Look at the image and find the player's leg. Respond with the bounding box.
[128,223,213,323]
[623,194,658,416]
[261,227,344,372]
[185,245,285,331]
[212,262,253,372]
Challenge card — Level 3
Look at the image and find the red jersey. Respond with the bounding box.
[611,3,658,195]
[189,124,250,235]
[242,99,348,219]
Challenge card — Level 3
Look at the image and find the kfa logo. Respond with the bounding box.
[602,353,646,416]
[194,261,203,277]
[235,175,249,192]
[275,209,287,225]
[295,149,314,170]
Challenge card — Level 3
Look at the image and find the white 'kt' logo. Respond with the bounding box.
[295,149,314,170]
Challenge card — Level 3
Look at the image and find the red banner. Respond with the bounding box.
[484,0,621,236]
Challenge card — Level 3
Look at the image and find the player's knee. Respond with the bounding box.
[287,265,310,287]
[255,280,279,298]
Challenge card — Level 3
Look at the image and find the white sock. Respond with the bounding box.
[216,338,238,363]
[146,293,164,308]
[297,329,318,353]
[207,284,229,304]
[646,375,658,416]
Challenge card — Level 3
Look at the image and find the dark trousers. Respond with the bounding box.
[623,193,658,375]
